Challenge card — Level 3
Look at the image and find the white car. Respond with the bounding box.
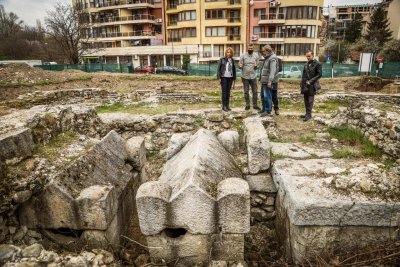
[278,66,302,78]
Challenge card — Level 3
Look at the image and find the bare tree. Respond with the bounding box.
[45,2,90,64]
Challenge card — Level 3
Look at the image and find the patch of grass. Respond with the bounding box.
[146,150,160,160]
[315,99,349,113]
[34,131,77,161]
[96,101,221,115]
[271,153,286,160]
[328,127,382,159]
[269,135,286,143]
[278,98,304,111]
[203,90,220,97]
[194,116,205,125]
[95,102,126,113]
[232,118,242,130]
[384,159,397,169]
[333,149,358,159]
[121,74,215,82]
[299,134,315,143]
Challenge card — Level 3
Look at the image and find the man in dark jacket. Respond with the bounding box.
[300,50,322,121]
[217,47,236,112]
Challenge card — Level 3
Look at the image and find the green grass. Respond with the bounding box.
[269,135,287,143]
[314,99,349,113]
[194,116,205,125]
[95,101,224,115]
[299,134,315,143]
[333,149,358,159]
[146,150,160,160]
[384,159,397,169]
[121,74,215,82]
[34,131,77,161]
[271,153,286,160]
[328,127,382,159]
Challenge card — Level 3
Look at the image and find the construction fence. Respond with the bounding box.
[35,61,400,79]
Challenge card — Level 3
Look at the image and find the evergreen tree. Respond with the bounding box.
[345,12,362,42]
[366,5,392,47]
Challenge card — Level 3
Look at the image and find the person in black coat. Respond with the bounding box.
[217,47,236,112]
[300,50,322,121]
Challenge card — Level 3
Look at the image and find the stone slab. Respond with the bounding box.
[217,131,240,154]
[0,128,34,162]
[245,174,277,193]
[271,142,332,159]
[243,117,270,174]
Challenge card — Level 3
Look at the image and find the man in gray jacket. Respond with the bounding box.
[259,45,279,116]
[238,44,261,110]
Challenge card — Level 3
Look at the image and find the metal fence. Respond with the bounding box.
[35,61,400,79]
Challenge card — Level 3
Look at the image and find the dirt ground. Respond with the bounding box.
[1,63,397,102]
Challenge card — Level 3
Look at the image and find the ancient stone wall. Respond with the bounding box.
[328,101,400,158]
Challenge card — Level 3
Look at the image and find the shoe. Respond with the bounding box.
[303,115,312,122]
[245,106,250,110]
[227,107,232,111]
[258,110,264,114]
[300,114,306,118]
[275,109,280,115]
[260,112,271,117]
[253,106,261,110]
[222,106,228,112]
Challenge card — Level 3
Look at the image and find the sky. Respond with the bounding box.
[0,0,383,26]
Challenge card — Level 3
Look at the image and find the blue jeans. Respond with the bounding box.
[261,83,275,113]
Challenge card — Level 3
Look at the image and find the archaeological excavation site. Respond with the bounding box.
[0,64,400,266]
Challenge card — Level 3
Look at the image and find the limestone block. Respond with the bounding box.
[0,128,34,162]
[243,118,270,174]
[158,128,241,234]
[246,174,277,193]
[76,185,118,230]
[217,131,240,154]
[273,158,400,263]
[146,232,211,265]
[211,234,244,261]
[125,136,146,170]
[207,113,224,122]
[217,178,250,234]
[136,181,171,235]
[19,130,134,231]
[270,142,332,159]
[166,132,191,160]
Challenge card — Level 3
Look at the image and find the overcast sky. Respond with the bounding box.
[1,0,383,26]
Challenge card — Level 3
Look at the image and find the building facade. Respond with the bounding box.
[75,0,325,65]
[385,0,400,40]
[327,4,375,40]
[248,0,323,62]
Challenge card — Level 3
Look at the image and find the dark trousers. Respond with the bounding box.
[271,87,279,111]
[221,77,234,108]
[242,78,258,107]
[304,94,315,116]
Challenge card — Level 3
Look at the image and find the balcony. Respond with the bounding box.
[228,17,241,23]
[168,20,178,26]
[227,34,241,41]
[89,0,155,11]
[87,30,159,41]
[258,13,285,24]
[166,3,178,10]
[258,32,284,43]
[91,14,156,26]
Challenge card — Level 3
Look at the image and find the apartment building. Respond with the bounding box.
[248,0,323,62]
[327,4,376,40]
[164,0,247,62]
[73,0,197,66]
[74,0,325,65]
[384,0,400,40]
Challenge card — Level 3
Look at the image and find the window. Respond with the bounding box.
[205,26,226,36]
[254,8,265,17]
[281,25,316,38]
[286,6,317,19]
[231,44,240,57]
[184,27,196,37]
[203,45,211,57]
[205,9,226,19]
[253,27,261,35]
[179,0,195,3]
[214,44,224,57]
[179,10,196,21]
[284,43,313,56]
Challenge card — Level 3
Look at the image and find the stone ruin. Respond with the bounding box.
[1,89,400,266]
[136,128,250,265]
[18,130,146,250]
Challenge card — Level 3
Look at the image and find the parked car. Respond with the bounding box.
[155,66,187,75]
[278,65,302,78]
[134,66,154,73]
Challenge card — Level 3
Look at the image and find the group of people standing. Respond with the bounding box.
[216,44,322,121]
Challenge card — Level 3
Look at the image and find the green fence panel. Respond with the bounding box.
[378,62,400,79]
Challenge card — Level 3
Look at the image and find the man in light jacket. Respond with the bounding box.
[238,44,261,111]
[259,45,279,116]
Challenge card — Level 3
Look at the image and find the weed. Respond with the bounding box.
[332,149,358,159]
[383,159,397,169]
[95,103,125,113]
[309,153,318,159]
[34,131,77,161]
[194,116,205,125]
[269,135,286,143]
[146,150,160,160]
[299,134,315,143]
[271,153,286,160]
[315,99,349,113]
